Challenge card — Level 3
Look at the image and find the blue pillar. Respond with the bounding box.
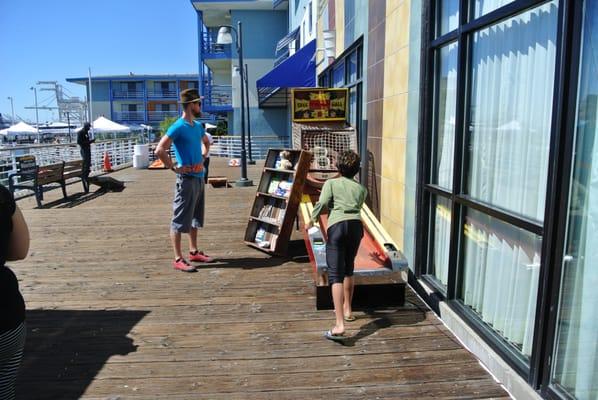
[143,80,148,124]
[109,80,113,120]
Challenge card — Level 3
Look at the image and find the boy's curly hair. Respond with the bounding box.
[336,150,361,178]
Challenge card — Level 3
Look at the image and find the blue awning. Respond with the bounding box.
[257,39,316,89]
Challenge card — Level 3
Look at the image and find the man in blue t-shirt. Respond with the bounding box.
[155,88,213,272]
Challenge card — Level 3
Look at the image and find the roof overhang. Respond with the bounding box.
[191,0,275,12]
[256,39,316,108]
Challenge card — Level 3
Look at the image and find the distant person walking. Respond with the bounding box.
[155,88,213,272]
[310,150,367,342]
[202,129,214,184]
[77,122,95,188]
[0,185,30,399]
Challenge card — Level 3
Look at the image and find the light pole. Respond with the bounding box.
[7,96,15,122]
[30,86,40,143]
[244,64,254,165]
[217,22,253,186]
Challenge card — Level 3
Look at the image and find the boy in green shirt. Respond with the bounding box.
[310,150,367,341]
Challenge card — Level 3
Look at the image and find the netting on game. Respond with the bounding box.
[299,129,357,171]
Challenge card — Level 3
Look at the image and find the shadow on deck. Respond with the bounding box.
[18,310,148,399]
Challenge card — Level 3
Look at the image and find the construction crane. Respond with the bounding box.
[33,81,88,124]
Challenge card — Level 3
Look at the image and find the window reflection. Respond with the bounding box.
[433,42,458,189]
[467,1,558,221]
[551,1,598,397]
[460,208,541,357]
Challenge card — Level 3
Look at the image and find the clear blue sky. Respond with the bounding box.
[0,0,198,123]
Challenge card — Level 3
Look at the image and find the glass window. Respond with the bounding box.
[459,208,542,358]
[429,196,452,287]
[333,62,345,87]
[348,51,358,84]
[438,0,459,36]
[466,1,558,221]
[348,86,358,128]
[319,73,329,88]
[474,0,515,19]
[308,1,313,35]
[551,1,598,397]
[433,41,458,189]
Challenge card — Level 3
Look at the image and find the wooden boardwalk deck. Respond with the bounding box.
[11,159,509,399]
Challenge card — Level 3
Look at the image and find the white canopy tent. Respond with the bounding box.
[91,116,131,133]
[0,121,38,141]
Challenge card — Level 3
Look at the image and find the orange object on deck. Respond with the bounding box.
[103,152,113,172]
[148,159,166,169]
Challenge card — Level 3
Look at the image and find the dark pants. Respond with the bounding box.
[80,147,91,179]
[0,322,26,400]
[203,157,210,184]
[326,220,364,285]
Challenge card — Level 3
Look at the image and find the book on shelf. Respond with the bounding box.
[254,226,271,248]
[276,208,285,224]
[273,179,293,197]
[270,234,278,250]
[258,204,272,219]
[267,177,281,194]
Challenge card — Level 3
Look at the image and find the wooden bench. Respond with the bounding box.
[8,159,88,207]
[63,160,89,194]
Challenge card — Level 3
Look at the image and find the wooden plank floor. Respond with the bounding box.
[11,158,509,399]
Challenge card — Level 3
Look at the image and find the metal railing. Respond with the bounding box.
[112,90,144,99]
[0,139,136,189]
[113,111,145,121]
[147,90,177,98]
[201,29,232,56]
[204,84,232,107]
[148,111,179,121]
[210,136,291,160]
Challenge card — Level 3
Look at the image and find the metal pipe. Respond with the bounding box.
[30,87,40,142]
[244,64,254,164]
[7,96,15,122]
[235,21,252,186]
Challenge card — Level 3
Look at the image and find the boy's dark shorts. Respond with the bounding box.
[326,219,364,285]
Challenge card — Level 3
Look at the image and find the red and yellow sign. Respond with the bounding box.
[292,88,348,122]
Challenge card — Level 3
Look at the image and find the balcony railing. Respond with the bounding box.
[147,90,177,99]
[204,84,232,109]
[112,90,144,99]
[201,28,231,57]
[210,135,291,160]
[114,111,145,121]
[148,111,179,121]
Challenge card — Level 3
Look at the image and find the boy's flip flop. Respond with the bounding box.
[344,315,356,322]
[324,330,347,342]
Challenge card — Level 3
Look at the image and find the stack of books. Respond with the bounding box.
[268,177,293,198]
[258,201,285,225]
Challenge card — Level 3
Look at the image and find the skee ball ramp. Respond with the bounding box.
[299,193,408,309]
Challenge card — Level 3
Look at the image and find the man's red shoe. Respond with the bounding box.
[173,258,196,272]
[189,251,214,263]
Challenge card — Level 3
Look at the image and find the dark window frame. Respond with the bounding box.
[317,38,365,179]
[415,0,586,394]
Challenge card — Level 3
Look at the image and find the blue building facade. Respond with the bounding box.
[191,0,289,138]
[66,74,199,128]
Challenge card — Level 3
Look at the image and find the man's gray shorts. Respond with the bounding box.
[171,174,205,233]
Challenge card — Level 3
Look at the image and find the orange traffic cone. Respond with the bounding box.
[103,152,113,172]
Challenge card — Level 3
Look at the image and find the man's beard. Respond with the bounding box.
[192,108,201,118]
